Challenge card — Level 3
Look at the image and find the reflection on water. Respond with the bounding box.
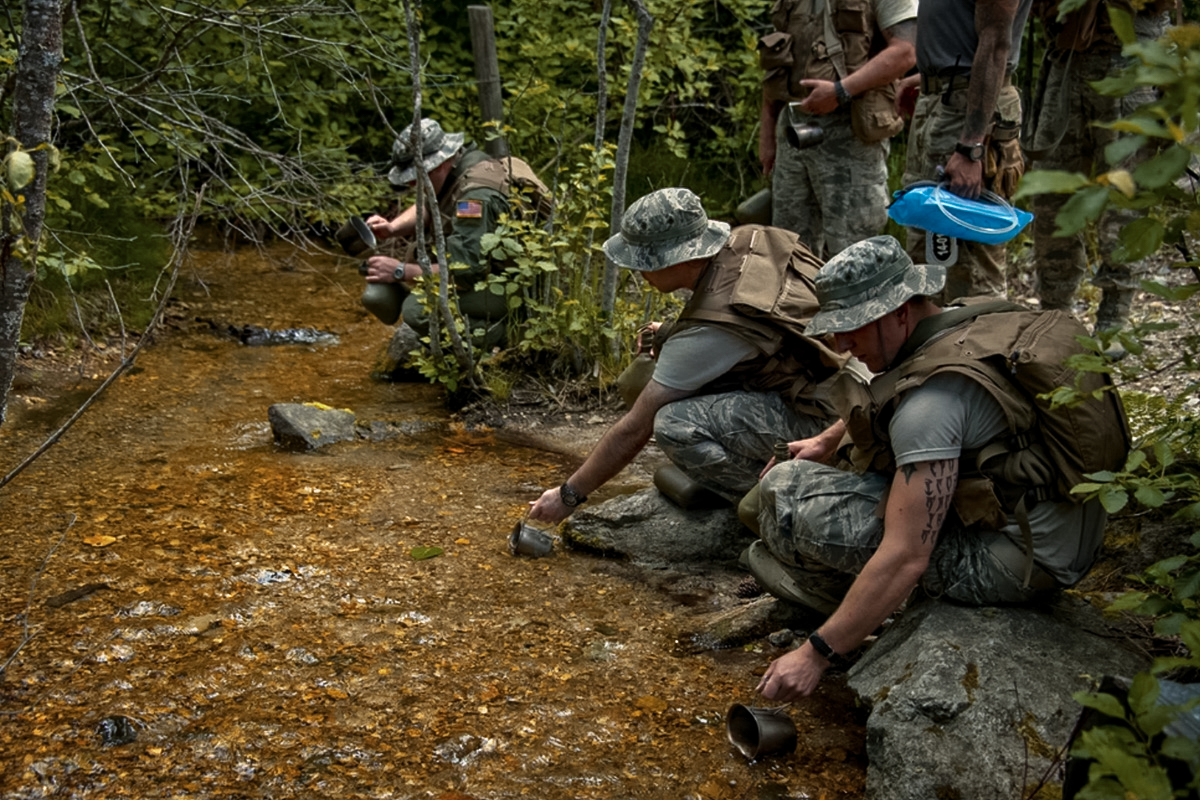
[0,243,865,798]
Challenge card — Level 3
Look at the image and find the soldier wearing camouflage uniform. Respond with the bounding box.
[758,0,917,257]
[363,118,512,348]
[1029,0,1170,330]
[901,0,1033,301]
[748,236,1109,702]
[528,188,842,525]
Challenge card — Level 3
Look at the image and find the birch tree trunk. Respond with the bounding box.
[600,0,653,328]
[0,0,63,424]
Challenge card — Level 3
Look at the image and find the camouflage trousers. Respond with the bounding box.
[654,390,829,503]
[401,286,511,350]
[1030,49,1158,311]
[754,459,1047,605]
[772,109,889,258]
[903,84,1024,302]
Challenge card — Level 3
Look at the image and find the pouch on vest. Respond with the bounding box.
[759,32,796,103]
[851,83,905,144]
[500,156,554,221]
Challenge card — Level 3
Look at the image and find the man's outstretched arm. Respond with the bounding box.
[756,457,959,701]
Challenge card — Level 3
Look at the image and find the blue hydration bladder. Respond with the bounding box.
[888,182,1033,245]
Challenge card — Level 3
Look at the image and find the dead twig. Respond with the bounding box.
[0,514,77,677]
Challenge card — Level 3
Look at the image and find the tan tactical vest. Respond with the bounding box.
[834,299,1130,530]
[764,0,887,99]
[667,225,845,416]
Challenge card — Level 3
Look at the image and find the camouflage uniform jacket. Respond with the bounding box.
[667,225,844,417]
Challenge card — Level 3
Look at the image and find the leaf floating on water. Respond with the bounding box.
[410,545,444,561]
[634,694,668,713]
[83,535,117,547]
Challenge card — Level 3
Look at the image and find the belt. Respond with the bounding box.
[920,70,1014,96]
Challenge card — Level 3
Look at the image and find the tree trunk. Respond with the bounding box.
[601,0,653,327]
[0,0,63,424]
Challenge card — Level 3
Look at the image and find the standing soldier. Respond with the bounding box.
[900,0,1034,302]
[1028,0,1171,333]
[758,0,917,258]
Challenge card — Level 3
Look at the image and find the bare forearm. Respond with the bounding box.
[962,0,1018,143]
[840,21,917,98]
[567,381,691,496]
[818,458,958,655]
[567,416,655,497]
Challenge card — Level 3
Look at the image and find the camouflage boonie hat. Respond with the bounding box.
[602,188,731,272]
[806,236,946,336]
[388,118,466,187]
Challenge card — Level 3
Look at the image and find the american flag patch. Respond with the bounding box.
[456,200,483,219]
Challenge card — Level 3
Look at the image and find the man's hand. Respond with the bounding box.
[896,74,920,118]
[757,641,830,702]
[945,151,984,199]
[797,79,839,116]
[365,255,404,283]
[365,214,394,241]
[529,486,572,525]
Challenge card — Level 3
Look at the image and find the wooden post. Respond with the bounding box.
[467,5,509,158]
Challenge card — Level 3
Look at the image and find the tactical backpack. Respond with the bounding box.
[887,299,1132,503]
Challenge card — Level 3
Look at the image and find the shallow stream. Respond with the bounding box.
[0,241,865,799]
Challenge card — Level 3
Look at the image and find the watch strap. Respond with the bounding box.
[954,141,985,162]
[559,482,587,507]
[808,630,836,660]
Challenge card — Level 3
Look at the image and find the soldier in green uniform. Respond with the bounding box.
[363,118,512,348]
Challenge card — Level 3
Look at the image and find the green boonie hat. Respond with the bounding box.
[806,235,946,337]
[602,188,731,272]
[388,118,465,187]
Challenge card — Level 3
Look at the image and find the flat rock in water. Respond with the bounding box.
[268,403,357,451]
[562,487,749,565]
[846,596,1148,800]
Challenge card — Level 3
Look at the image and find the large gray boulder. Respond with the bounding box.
[563,488,748,566]
[847,597,1148,800]
[268,402,357,451]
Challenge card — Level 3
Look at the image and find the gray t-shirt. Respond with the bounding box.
[890,372,1105,585]
[652,326,760,393]
[916,0,1034,76]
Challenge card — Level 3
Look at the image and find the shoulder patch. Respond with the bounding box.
[456,200,483,219]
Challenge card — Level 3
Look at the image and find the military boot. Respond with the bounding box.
[1095,288,1135,361]
[744,540,851,616]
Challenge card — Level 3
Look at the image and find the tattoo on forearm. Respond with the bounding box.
[920,460,958,545]
[901,463,918,482]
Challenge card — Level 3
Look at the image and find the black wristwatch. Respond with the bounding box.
[808,630,836,660]
[954,141,985,162]
[559,482,588,507]
[833,79,852,107]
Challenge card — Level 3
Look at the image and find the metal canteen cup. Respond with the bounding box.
[336,215,378,259]
[509,519,554,558]
[726,704,798,759]
[784,101,825,150]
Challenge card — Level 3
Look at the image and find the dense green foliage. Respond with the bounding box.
[1019,9,1200,797]
[2,0,772,375]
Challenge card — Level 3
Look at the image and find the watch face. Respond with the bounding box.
[957,142,984,162]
